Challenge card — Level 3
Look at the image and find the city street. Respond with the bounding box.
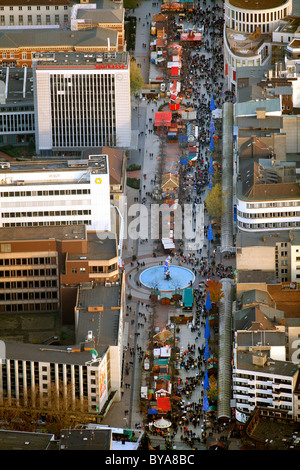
[101,0,239,450]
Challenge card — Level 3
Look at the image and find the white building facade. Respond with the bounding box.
[233,350,299,420]
[237,193,300,232]
[224,0,293,91]
[0,155,111,231]
[33,52,131,152]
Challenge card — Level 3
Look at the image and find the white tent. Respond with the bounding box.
[154,418,172,429]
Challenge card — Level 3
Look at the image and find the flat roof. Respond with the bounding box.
[236,329,286,346]
[0,155,108,174]
[236,230,300,247]
[0,67,34,104]
[60,429,112,450]
[68,232,117,261]
[0,224,86,242]
[228,0,289,9]
[236,350,299,377]
[0,430,55,450]
[34,50,128,68]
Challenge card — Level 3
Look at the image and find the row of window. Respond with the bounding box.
[3,220,92,228]
[0,257,56,266]
[1,13,69,26]
[246,201,299,209]
[0,268,57,277]
[0,280,57,289]
[238,221,300,230]
[2,209,91,218]
[238,211,300,219]
[1,6,69,11]
[1,188,90,197]
[0,302,58,312]
[0,291,57,301]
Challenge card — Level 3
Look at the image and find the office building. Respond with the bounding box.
[33,51,131,152]
[0,279,125,416]
[232,350,299,420]
[0,155,111,231]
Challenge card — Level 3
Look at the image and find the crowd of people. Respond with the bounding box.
[121,0,238,451]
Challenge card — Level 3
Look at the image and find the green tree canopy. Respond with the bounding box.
[205,183,227,222]
[130,57,144,95]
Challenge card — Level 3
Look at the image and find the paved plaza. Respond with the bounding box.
[101,0,240,450]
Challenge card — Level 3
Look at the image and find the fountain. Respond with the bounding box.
[140,256,195,292]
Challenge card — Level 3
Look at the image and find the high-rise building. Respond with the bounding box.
[33,51,131,152]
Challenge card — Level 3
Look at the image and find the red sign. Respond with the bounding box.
[95,64,127,69]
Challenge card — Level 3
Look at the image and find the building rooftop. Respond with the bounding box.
[0,28,118,51]
[0,224,86,242]
[236,230,300,247]
[227,0,289,10]
[235,97,281,117]
[236,350,299,377]
[60,428,112,450]
[235,329,286,347]
[234,305,279,331]
[34,50,128,68]
[76,8,124,24]
[76,282,122,353]
[238,288,275,307]
[226,28,272,58]
[0,67,34,105]
[0,430,55,450]
[68,232,117,261]
[267,284,300,317]
[0,0,69,4]
[0,155,108,175]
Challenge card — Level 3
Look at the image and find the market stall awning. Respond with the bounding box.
[155,111,172,127]
[162,238,175,249]
[157,396,171,412]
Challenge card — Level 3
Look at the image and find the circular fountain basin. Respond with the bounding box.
[140,265,195,292]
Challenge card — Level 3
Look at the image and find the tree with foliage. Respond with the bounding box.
[130,57,144,95]
[206,279,224,304]
[207,375,219,403]
[205,183,227,222]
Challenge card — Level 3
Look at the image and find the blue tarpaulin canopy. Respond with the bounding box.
[203,369,210,390]
[202,390,210,411]
[205,290,212,310]
[204,318,211,339]
[207,222,214,241]
[204,339,210,360]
